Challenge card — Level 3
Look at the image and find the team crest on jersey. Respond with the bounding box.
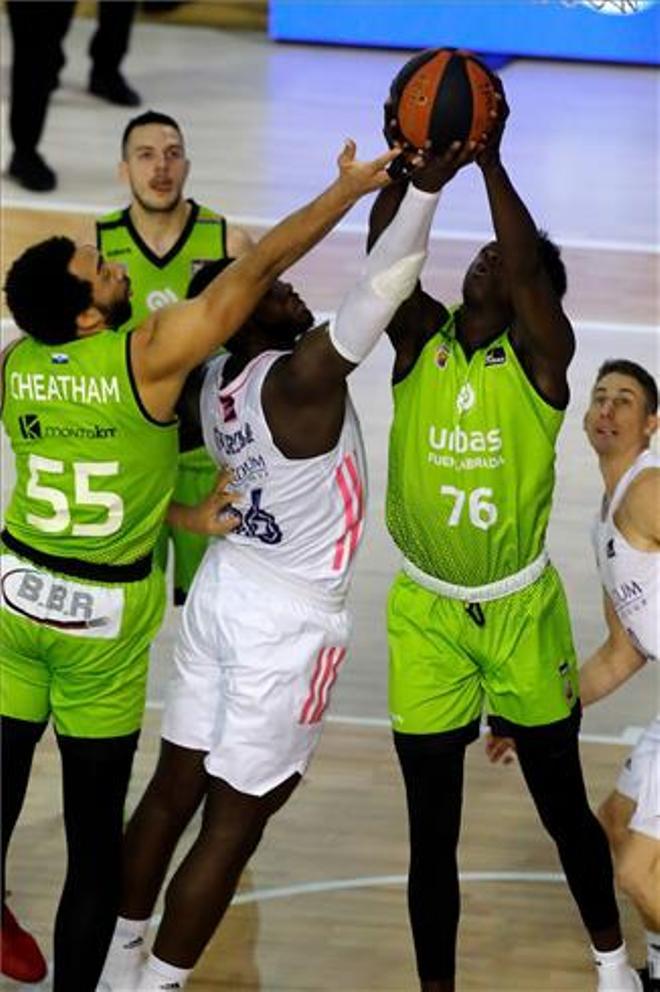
[456,383,475,413]
[50,353,69,365]
[435,344,451,369]
[484,345,506,367]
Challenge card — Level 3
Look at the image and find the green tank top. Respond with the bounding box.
[96,199,227,331]
[387,309,564,586]
[2,332,178,566]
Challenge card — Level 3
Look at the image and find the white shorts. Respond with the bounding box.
[161,543,352,796]
[616,716,660,840]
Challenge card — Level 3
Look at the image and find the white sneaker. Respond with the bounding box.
[596,964,644,991]
[96,934,145,991]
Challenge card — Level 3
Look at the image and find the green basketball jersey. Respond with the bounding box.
[2,332,178,565]
[387,309,565,586]
[96,199,227,331]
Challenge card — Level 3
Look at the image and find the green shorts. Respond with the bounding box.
[388,564,578,735]
[0,549,166,738]
[154,445,216,604]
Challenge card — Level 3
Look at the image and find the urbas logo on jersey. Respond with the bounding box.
[606,538,616,558]
[428,425,502,453]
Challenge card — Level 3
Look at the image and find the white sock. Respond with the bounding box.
[136,953,191,991]
[646,929,660,979]
[99,916,149,990]
[592,942,641,991]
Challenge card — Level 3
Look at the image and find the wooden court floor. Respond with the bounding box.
[1,711,646,992]
[1,13,658,991]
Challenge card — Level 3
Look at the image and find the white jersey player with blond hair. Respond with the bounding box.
[581,358,660,992]
[98,141,481,992]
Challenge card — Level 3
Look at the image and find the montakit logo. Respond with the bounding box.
[17,414,117,441]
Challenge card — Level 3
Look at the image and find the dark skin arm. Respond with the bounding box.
[367,142,486,382]
[261,322,354,459]
[262,144,478,459]
[477,91,575,406]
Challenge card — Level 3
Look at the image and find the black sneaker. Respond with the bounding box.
[89,71,141,107]
[8,151,57,192]
[639,967,660,992]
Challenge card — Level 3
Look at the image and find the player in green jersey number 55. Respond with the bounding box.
[369,85,641,991]
[0,138,397,992]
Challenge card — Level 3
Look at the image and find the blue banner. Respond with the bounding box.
[269,1,660,66]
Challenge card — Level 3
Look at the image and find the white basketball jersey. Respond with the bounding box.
[200,350,367,601]
[593,449,660,661]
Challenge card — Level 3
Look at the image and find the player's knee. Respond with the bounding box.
[597,794,631,852]
[615,849,651,904]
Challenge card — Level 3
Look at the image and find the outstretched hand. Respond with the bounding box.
[336,138,400,198]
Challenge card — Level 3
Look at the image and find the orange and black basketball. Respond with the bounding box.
[387,48,500,153]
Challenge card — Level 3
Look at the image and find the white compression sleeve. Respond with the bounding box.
[330,184,441,365]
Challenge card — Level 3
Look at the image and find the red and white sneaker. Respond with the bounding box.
[1,904,47,983]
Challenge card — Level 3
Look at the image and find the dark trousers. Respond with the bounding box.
[7,1,138,154]
[6,1,76,154]
[89,2,138,76]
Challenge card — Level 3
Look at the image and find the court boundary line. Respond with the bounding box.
[147,871,568,927]
[3,196,659,255]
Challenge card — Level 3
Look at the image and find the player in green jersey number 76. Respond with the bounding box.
[0,138,397,992]
[96,111,254,606]
[369,85,641,991]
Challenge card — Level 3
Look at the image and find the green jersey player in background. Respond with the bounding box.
[368,88,641,992]
[0,138,396,992]
[97,111,253,604]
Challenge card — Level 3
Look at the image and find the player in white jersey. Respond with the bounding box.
[581,360,660,992]
[99,143,479,991]
[489,359,660,990]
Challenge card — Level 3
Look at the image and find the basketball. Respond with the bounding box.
[387,48,500,153]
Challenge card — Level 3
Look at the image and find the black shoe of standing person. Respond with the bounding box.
[639,967,660,992]
[8,151,57,192]
[89,70,141,106]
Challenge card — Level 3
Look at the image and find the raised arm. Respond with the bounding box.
[366,145,480,378]
[263,146,474,458]
[579,592,647,706]
[132,140,397,421]
[477,95,575,406]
